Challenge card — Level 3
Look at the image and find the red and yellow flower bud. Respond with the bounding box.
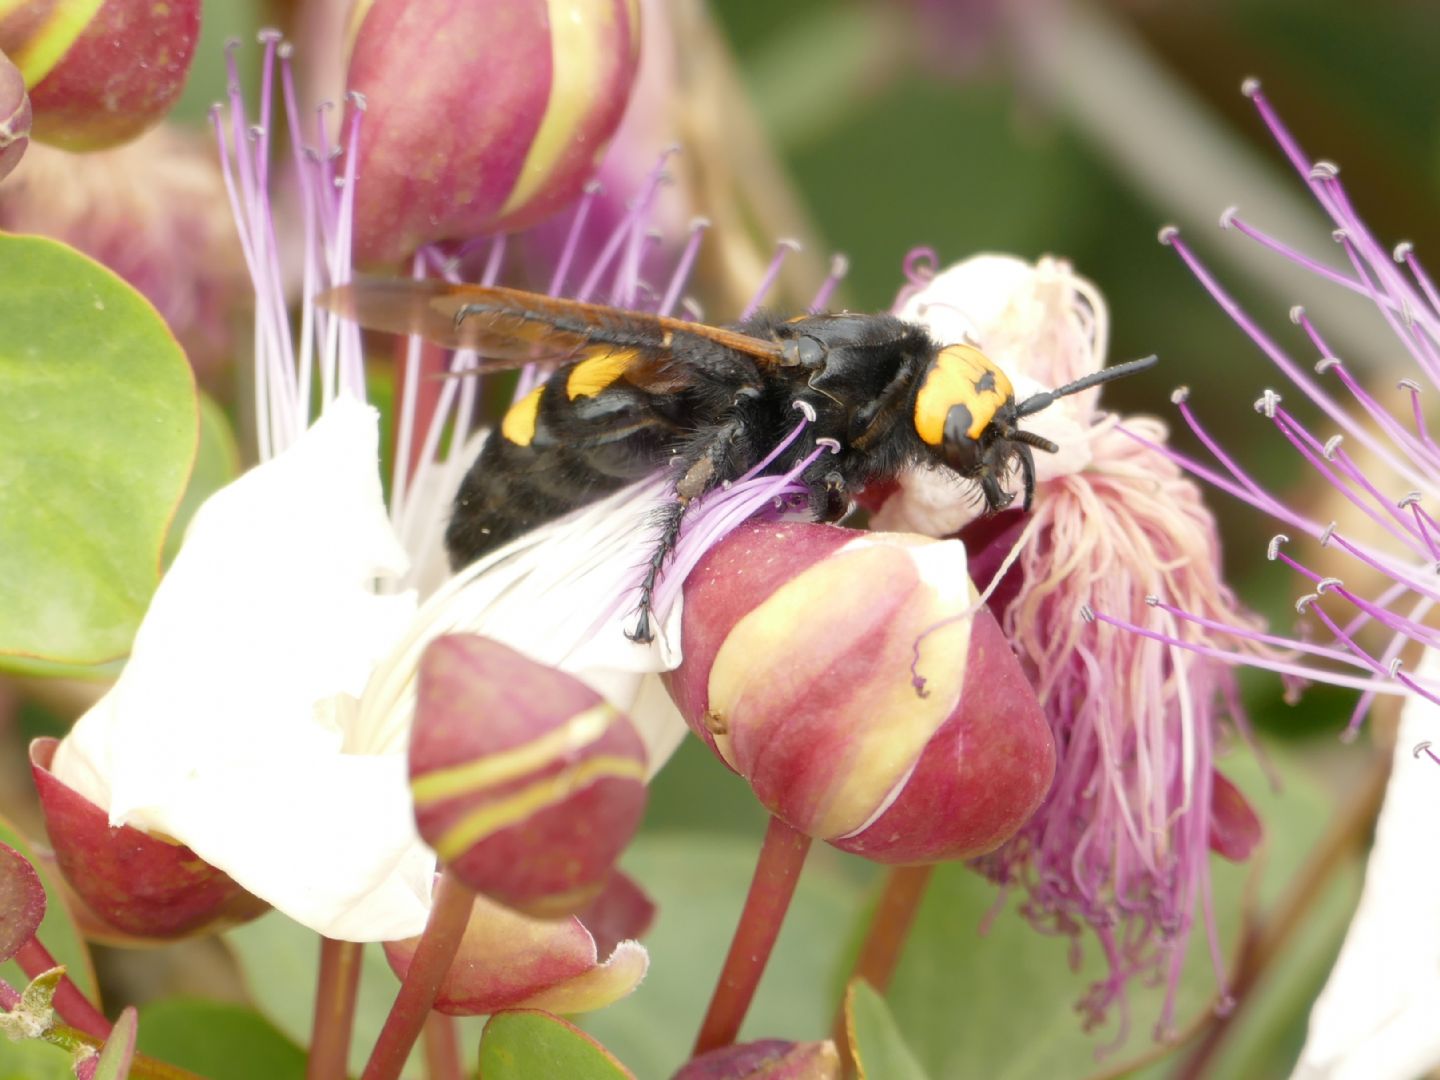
[666,521,1055,863]
[28,738,267,941]
[345,0,641,264]
[0,0,200,150]
[409,634,649,917]
[673,1039,842,1080]
[383,870,652,1015]
[0,48,29,179]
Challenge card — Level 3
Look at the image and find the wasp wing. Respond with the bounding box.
[318,278,786,375]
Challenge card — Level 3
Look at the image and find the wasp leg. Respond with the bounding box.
[1015,442,1038,511]
[627,417,753,644]
[804,469,849,522]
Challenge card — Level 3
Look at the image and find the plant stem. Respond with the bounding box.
[423,1013,464,1080]
[831,863,934,1065]
[13,937,110,1040]
[693,815,813,1056]
[307,938,364,1080]
[361,872,475,1080]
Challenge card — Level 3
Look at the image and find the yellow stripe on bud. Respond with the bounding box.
[499,0,616,218]
[1,0,105,86]
[412,701,618,806]
[428,754,647,862]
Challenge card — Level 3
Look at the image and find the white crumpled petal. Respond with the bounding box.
[359,476,689,779]
[52,397,433,942]
[1290,649,1440,1080]
[877,254,1111,535]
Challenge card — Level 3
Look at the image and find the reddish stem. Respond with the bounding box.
[13,937,110,1040]
[831,863,934,1065]
[307,938,364,1080]
[361,872,475,1080]
[693,815,813,1056]
[423,1012,464,1080]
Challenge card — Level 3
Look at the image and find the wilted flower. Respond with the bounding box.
[0,0,199,149]
[346,0,641,263]
[0,125,247,376]
[1102,81,1440,1079]
[667,520,1055,862]
[871,252,1264,1040]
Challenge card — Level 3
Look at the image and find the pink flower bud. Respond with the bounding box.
[0,48,29,180]
[383,870,652,1015]
[673,1039,842,1080]
[665,521,1055,863]
[0,0,200,150]
[409,635,649,917]
[346,0,641,263]
[29,738,267,940]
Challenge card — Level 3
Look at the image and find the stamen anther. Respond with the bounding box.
[1320,522,1337,546]
[1170,386,1190,404]
[1323,434,1344,459]
[1240,76,1261,97]
[792,400,817,422]
[816,437,842,454]
[1315,357,1341,374]
[1219,207,1239,229]
[1315,577,1342,594]
[1079,604,1096,622]
[1394,241,1414,262]
[1414,741,1433,759]
[1398,378,1422,393]
[1311,162,1340,181]
[1289,305,1305,324]
[1254,389,1281,417]
[1144,595,1160,606]
[1267,534,1289,560]
[1295,593,1318,614]
[1158,225,1179,245]
[1399,491,1423,509]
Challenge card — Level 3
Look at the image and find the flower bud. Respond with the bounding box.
[29,738,267,940]
[0,0,200,150]
[673,1039,841,1080]
[666,521,1055,863]
[383,871,651,1015]
[1208,768,1262,862]
[346,0,641,263]
[0,841,45,962]
[0,48,30,180]
[409,635,648,917]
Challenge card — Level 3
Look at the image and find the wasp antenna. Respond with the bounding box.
[1014,355,1158,418]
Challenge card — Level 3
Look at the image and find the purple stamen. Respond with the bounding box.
[548,181,601,297]
[739,239,802,321]
[808,254,849,313]
[658,218,709,318]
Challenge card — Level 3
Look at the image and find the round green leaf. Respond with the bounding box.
[136,999,305,1080]
[480,1011,635,1080]
[846,981,930,1080]
[0,233,197,667]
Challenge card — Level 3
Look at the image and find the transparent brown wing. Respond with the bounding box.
[318,278,786,372]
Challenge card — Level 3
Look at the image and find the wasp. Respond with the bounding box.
[325,279,1156,641]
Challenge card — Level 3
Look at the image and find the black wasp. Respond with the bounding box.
[325,279,1156,641]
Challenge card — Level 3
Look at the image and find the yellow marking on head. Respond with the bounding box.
[500,385,545,446]
[913,345,1013,446]
[566,348,639,400]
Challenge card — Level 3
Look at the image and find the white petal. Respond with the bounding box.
[53,398,432,941]
[359,477,688,777]
[1291,648,1440,1080]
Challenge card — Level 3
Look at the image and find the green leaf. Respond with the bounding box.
[480,1011,635,1079]
[0,815,97,1005]
[581,834,868,1078]
[135,999,305,1080]
[872,745,1341,1080]
[846,981,930,1080]
[0,1036,74,1080]
[89,1006,137,1080]
[0,233,197,668]
[224,914,485,1078]
[163,393,240,567]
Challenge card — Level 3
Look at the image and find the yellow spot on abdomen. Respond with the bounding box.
[566,348,637,399]
[501,385,545,446]
[913,345,1012,446]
